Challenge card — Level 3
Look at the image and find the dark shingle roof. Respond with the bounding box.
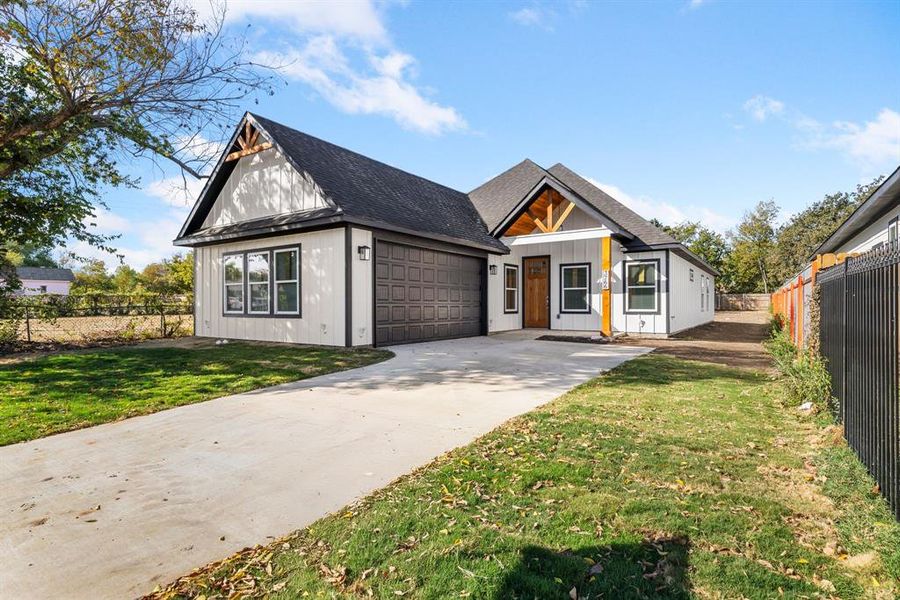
[16,267,74,281]
[249,115,505,252]
[545,164,680,248]
[467,159,550,232]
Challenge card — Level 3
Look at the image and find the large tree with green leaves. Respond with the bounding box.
[0,0,271,292]
[725,200,780,293]
[650,219,730,287]
[770,177,884,284]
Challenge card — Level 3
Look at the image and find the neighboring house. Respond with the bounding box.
[14,267,74,296]
[771,164,900,347]
[814,165,900,256]
[175,113,717,347]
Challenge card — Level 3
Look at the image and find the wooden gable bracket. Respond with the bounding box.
[531,198,577,233]
[225,121,273,162]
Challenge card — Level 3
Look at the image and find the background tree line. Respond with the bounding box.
[651,177,883,293]
[7,242,193,296]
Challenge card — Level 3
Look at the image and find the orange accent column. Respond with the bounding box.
[601,237,612,335]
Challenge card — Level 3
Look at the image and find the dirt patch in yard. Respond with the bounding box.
[616,310,773,372]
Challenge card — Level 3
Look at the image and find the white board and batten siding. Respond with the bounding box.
[610,248,669,336]
[194,229,347,346]
[834,206,900,255]
[487,233,605,333]
[350,227,374,346]
[668,252,715,334]
[201,149,330,229]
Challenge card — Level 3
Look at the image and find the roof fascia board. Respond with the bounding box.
[492,176,632,239]
[812,165,900,257]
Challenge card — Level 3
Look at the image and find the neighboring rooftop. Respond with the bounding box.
[814,165,900,256]
[16,267,74,281]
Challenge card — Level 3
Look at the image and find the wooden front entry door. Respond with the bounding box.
[523,256,550,328]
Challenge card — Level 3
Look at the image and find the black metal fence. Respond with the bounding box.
[0,293,193,351]
[818,244,899,518]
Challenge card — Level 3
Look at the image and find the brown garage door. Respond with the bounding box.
[375,241,484,346]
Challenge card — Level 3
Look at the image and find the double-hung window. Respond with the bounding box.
[247,252,270,314]
[889,217,898,245]
[223,245,300,316]
[700,275,706,312]
[625,261,658,313]
[224,254,245,314]
[560,263,590,313]
[274,248,300,314]
[503,264,518,313]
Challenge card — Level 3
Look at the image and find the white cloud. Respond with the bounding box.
[255,37,466,135]
[743,95,785,122]
[66,212,188,270]
[145,176,206,209]
[193,0,464,135]
[802,108,900,168]
[191,0,387,42]
[509,6,555,30]
[588,178,735,233]
[175,133,227,164]
[687,0,708,9]
[85,208,132,234]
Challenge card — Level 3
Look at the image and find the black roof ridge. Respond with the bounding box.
[250,113,468,199]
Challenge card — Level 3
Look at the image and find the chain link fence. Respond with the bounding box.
[0,293,193,353]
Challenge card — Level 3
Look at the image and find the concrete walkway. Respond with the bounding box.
[0,334,648,599]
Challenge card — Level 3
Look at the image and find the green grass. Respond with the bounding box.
[0,341,391,446]
[149,354,900,600]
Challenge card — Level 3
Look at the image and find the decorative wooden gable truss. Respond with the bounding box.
[504,187,578,236]
[224,121,272,162]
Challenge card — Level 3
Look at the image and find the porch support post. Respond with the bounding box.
[601,237,612,335]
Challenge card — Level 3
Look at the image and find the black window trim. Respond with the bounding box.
[503,263,519,314]
[559,262,592,314]
[624,258,661,315]
[222,243,302,318]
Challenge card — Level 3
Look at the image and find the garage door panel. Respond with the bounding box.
[374,240,484,346]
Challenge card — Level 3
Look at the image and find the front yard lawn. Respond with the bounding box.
[149,354,899,599]
[0,340,391,446]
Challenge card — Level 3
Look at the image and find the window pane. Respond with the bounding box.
[277,282,298,313]
[564,266,587,288]
[248,253,269,283]
[505,289,516,311]
[628,287,656,310]
[276,250,298,281]
[563,289,588,311]
[505,267,517,289]
[226,284,243,312]
[627,264,655,286]
[250,282,269,312]
[224,255,243,284]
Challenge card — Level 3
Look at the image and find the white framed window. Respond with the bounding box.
[503,264,518,313]
[625,260,658,313]
[889,217,898,244]
[223,254,245,314]
[560,263,590,313]
[706,276,712,311]
[700,275,706,312]
[247,251,270,314]
[274,248,300,314]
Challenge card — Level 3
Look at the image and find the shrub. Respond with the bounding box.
[765,326,834,411]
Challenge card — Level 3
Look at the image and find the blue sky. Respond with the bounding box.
[79,0,900,269]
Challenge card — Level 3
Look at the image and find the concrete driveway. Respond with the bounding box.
[1,334,648,599]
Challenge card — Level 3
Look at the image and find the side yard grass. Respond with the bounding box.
[148,354,899,600]
[0,341,391,446]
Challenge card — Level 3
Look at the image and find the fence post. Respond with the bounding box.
[841,258,848,419]
[25,304,31,343]
[160,303,166,336]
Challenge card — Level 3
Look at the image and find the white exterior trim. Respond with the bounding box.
[505,227,611,246]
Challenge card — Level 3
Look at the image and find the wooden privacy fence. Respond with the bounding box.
[715,293,770,311]
[818,246,899,519]
[772,252,856,348]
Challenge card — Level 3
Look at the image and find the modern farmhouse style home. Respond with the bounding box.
[175,113,717,347]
